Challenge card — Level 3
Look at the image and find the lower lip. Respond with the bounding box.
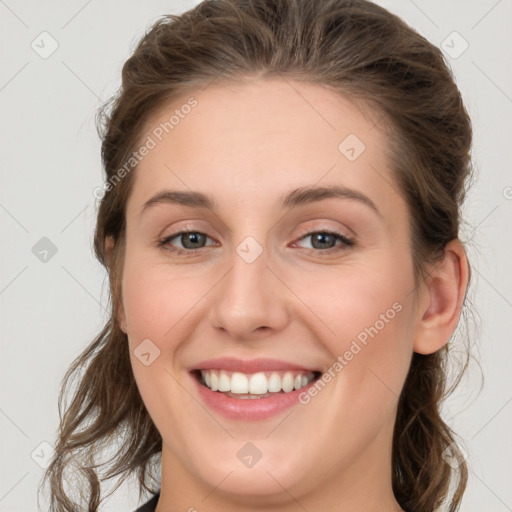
[190,372,319,421]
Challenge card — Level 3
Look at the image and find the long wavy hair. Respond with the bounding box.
[40,0,475,510]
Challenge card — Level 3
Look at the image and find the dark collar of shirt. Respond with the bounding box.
[133,492,160,512]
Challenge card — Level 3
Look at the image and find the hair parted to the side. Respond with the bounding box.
[40,1,474,511]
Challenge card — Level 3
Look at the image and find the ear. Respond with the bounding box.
[105,236,128,334]
[413,239,469,355]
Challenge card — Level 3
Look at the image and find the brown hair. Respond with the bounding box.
[40,0,474,510]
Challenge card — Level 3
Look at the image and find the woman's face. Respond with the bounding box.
[119,78,423,506]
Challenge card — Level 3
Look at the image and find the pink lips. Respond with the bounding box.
[189,357,320,421]
[190,357,318,373]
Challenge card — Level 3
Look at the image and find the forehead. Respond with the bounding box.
[128,77,402,219]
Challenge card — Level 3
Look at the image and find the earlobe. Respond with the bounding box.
[105,235,128,334]
[118,302,128,334]
[413,240,469,355]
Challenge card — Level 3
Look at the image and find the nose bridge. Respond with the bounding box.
[208,233,290,337]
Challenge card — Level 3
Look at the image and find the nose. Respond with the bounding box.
[208,239,291,340]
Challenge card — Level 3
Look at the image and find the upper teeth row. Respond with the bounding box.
[200,370,316,394]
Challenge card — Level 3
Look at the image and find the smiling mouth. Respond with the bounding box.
[191,369,322,399]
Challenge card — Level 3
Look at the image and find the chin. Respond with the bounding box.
[192,449,311,499]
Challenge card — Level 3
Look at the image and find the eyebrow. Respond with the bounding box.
[141,185,381,216]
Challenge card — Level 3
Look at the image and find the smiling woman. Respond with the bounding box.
[40,1,474,511]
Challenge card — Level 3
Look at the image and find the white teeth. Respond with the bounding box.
[231,372,249,393]
[199,369,316,395]
[249,372,268,394]
[282,372,294,392]
[268,372,282,392]
[218,370,230,392]
[210,372,218,392]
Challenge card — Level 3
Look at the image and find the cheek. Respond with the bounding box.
[122,256,198,447]
[289,256,415,350]
[121,255,202,340]
[121,255,213,409]
[287,255,416,412]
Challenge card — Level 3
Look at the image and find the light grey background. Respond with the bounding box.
[1,0,511,510]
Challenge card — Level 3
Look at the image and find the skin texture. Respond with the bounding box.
[112,77,468,512]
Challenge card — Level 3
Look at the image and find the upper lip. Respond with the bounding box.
[190,357,320,374]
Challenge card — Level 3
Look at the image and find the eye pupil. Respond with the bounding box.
[182,232,206,249]
[311,232,336,249]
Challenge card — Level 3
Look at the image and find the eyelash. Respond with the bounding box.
[156,229,355,257]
